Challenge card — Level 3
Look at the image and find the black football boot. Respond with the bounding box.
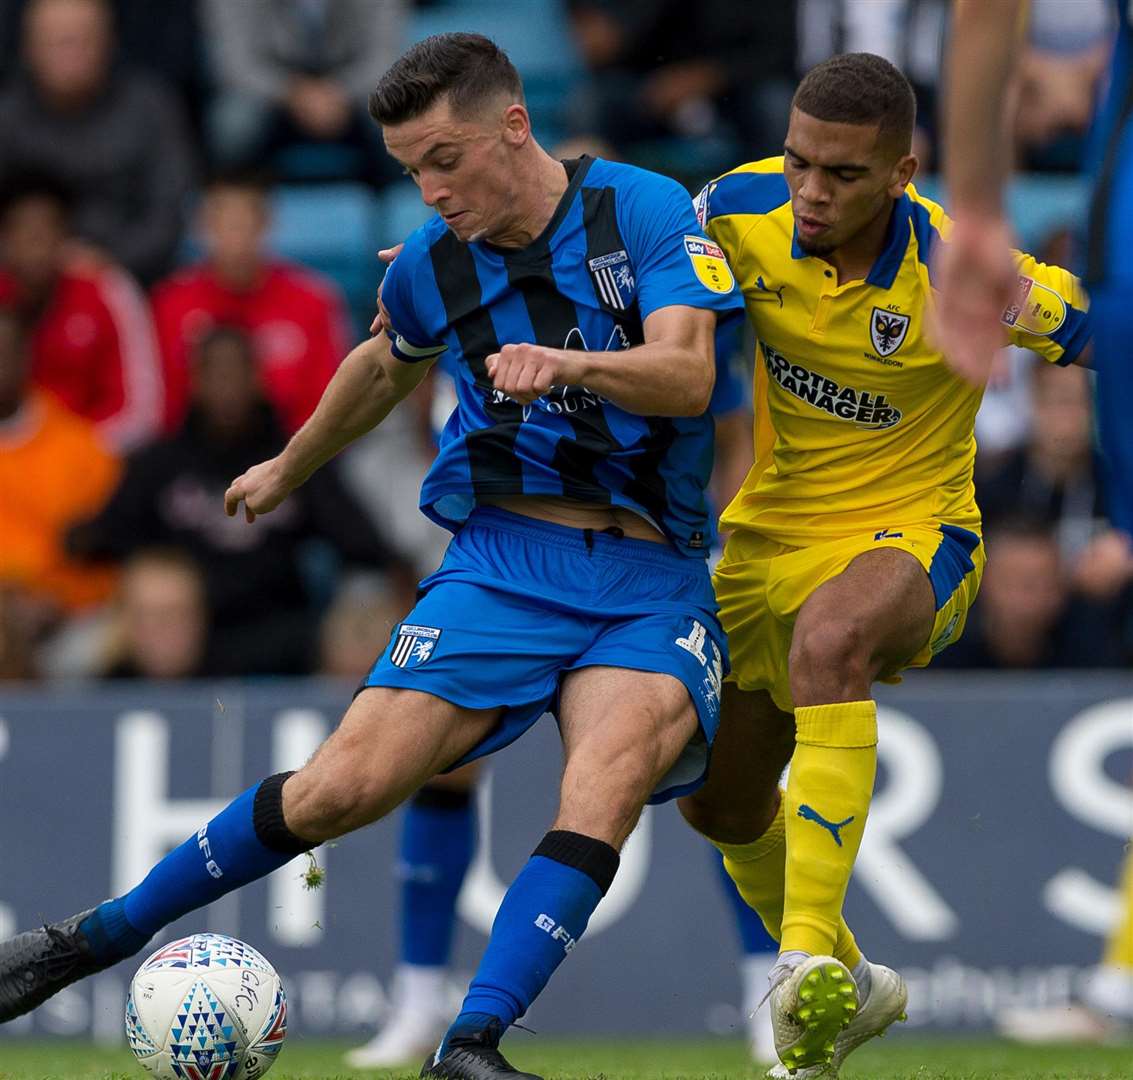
[0,909,112,1022]
[419,1020,544,1079]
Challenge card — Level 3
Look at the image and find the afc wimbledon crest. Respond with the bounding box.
[390,624,442,668]
[870,307,910,356]
[683,236,735,294]
[588,249,635,310]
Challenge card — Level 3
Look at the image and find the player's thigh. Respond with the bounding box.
[554,666,699,849]
[284,686,500,840]
[791,546,936,680]
[678,683,794,844]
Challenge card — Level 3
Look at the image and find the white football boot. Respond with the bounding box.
[344,966,455,1069]
[766,961,907,1078]
[767,955,859,1074]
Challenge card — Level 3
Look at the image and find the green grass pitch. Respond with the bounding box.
[1,1037,1131,1080]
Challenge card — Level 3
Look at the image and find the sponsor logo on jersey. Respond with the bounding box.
[683,235,736,294]
[762,343,903,429]
[390,624,442,668]
[755,275,786,307]
[587,249,635,310]
[870,306,910,356]
[1001,275,1066,335]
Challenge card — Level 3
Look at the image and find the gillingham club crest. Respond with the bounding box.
[390,624,442,668]
[870,307,910,356]
[587,249,636,310]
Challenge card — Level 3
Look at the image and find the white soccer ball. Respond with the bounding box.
[125,933,287,1080]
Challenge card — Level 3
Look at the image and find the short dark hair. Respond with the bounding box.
[369,32,524,127]
[192,324,255,364]
[793,53,916,154]
[0,170,76,224]
[202,166,276,196]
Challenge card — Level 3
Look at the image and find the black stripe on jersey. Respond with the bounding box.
[429,230,524,496]
[580,185,644,343]
[1087,72,1133,284]
[504,237,618,504]
[580,184,675,527]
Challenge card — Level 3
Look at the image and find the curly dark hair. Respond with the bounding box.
[793,53,916,154]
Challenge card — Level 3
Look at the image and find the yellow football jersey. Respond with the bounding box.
[696,157,1091,547]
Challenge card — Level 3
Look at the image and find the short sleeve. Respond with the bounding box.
[709,333,749,416]
[616,170,746,324]
[1002,253,1091,366]
[380,238,448,364]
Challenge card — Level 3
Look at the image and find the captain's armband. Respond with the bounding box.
[386,328,447,364]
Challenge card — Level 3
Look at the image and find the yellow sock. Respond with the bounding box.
[781,700,877,957]
[714,789,862,969]
[1103,844,1133,969]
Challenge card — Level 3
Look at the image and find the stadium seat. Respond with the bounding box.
[377,182,436,248]
[269,184,382,334]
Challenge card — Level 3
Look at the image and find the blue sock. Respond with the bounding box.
[399,787,476,968]
[714,847,778,954]
[442,831,619,1053]
[80,772,314,964]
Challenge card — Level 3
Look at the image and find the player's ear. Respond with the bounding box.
[888,152,918,198]
[501,102,531,147]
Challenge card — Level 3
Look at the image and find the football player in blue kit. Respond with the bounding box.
[0,33,743,1080]
[345,347,781,1072]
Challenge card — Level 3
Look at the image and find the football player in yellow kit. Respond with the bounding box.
[678,52,1090,1077]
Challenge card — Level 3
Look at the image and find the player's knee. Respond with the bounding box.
[789,617,870,693]
[284,746,397,840]
[678,781,780,844]
[678,790,727,839]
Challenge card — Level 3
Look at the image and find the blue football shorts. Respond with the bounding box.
[362,506,729,802]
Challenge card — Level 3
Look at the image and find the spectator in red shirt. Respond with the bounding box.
[0,173,163,451]
[152,171,353,435]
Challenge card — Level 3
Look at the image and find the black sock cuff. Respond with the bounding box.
[532,830,619,895]
[253,771,316,855]
[411,785,475,811]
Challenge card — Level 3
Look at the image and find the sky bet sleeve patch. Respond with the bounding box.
[683,235,735,294]
[1002,275,1067,336]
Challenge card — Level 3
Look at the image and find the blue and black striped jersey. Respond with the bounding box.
[380,155,744,557]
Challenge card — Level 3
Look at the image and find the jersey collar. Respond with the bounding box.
[789,194,912,290]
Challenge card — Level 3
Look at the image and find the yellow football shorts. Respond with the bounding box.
[713,522,985,712]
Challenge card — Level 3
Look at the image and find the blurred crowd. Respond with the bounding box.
[0,0,1129,683]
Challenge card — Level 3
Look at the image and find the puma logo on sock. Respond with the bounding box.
[797,804,854,847]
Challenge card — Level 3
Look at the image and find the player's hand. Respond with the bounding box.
[487,344,586,404]
[370,243,405,334]
[930,215,1016,385]
[224,455,296,523]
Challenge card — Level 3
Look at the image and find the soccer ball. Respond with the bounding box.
[125,933,287,1080]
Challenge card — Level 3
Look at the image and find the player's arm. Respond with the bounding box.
[935,0,1028,383]
[224,333,434,522]
[946,0,1027,217]
[486,304,717,416]
[1002,250,1092,367]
